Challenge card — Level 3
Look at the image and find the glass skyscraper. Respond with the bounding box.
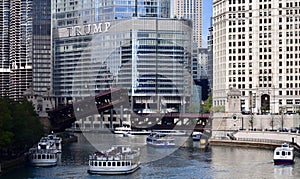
[52,0,194,112]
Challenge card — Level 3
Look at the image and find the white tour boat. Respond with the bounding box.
[122,130,152,137]
[273,143,295,165]
[37,133,62,153]
[153,129,189,136]
[29,148,58,167]
[88,145,140,175]
[192,131,202,141]
[146,132,175,148]
[46,133,62,153]
[114,126,132,134]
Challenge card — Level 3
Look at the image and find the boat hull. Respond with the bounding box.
[146,142,175,148]
[192,136,201,141]
[88,164,140,175]
[273,159,294,165]
[30,159,57,167]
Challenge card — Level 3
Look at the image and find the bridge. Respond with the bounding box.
[47,88,211,132]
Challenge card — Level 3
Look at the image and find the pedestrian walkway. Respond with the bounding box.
[210,130,300,151]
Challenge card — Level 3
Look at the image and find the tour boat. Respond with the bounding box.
[29,148,58,167]
[153,129,189,136]
[192,131,202,141]
[273,143,295,165]
[146,132,175,148]
[122,130,152,137]
[114,126,132,134]
[87,145,140,175]
[46,133,62,153]
[38,135,62,153]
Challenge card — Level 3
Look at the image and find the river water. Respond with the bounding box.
[1,133,300,179]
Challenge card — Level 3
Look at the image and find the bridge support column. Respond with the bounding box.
[100,112,104,128]
[110,109,113,129]
[81,118,84,129]
[120,105,123,127]
[91,115,94,129]
[157,96,160,111]
[182,96,186,113]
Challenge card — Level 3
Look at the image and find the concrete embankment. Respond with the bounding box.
[209,131,300,151]
[0,154,28,175]
[209,139,281,150]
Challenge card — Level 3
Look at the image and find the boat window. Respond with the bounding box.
[103,162,106,166]
[42,154,46,159]
[117,162,120,166]
[108,162,111,166]
[38,155,41,159]
[288,152,291,155]
[282,151,285,156]
[95,161,98,166]
[276,152,280,155]
[112,162,116,166]
[127,161,130,166]
[99,162,102,166]
[47,155,49,159]
[122,161,125,166]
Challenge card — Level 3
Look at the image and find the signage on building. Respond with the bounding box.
[67,22,111,37]
[58,22,111,37]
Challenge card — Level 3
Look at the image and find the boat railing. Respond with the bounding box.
[90,151,140,161]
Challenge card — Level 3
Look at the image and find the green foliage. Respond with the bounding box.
[212,105,225,113]
[201,93,212,113]
[0,98,44,149]
[0,98,14,148]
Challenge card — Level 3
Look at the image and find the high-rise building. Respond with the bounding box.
[32,0,52,94]
[9,0,33,101]
[213,0,300,114]
[0,0,51,102]
[207,17,213,90]
[0,0,10,97]
[173,0,202,47]
[52,0,194,112]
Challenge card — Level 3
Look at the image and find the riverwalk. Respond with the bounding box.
[209,130,300,151]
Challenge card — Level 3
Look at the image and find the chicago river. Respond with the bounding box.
[1,133,300,179]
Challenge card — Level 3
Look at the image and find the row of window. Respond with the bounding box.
[229,0,249,4]
[89,160,132,167]
[31,154,56,160]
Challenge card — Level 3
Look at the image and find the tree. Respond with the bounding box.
[0,98,44,158]
[10,99,44,148]
[201,93,212,113]
[0,98,14,147]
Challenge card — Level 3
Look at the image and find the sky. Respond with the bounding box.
[202,0,213,47]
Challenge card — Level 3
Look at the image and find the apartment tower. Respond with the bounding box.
[0,0,10,97]
[213,0,300,114]
[0,0,51,101]
[173,0,202,47]
[9,0,33,101]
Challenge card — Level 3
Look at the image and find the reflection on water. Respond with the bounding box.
[82,133,189,163]
[274,165,293,176]
[1,133,300,179]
